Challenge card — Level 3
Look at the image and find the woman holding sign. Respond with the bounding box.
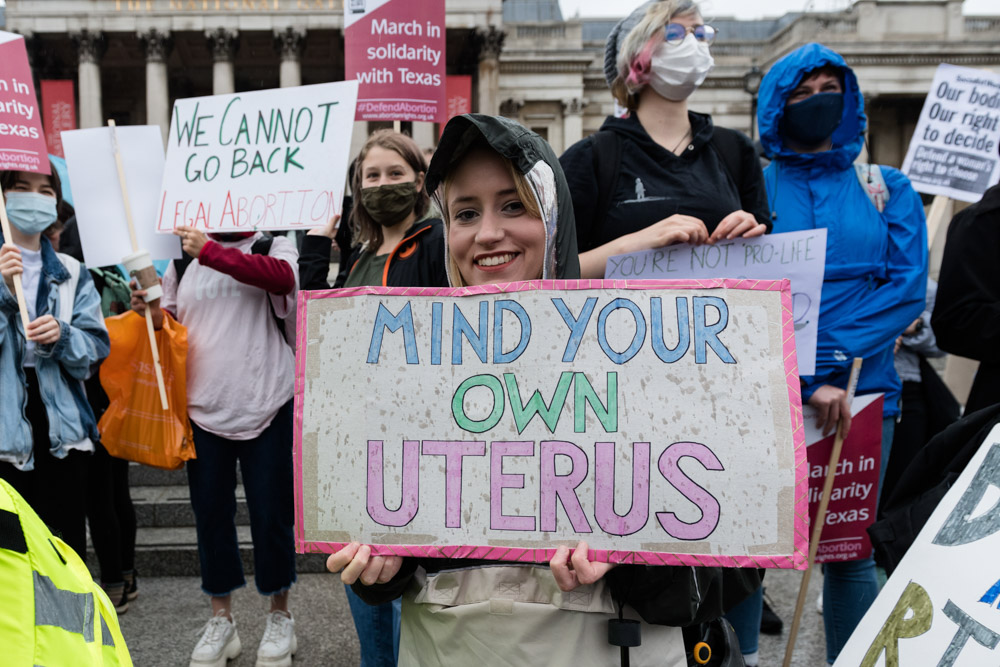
[131,227,300,667]
[559,0,770,279]
[327,114,759,666]
[299,130,448,291]
[301,130,446,667]
[0,168,109,559]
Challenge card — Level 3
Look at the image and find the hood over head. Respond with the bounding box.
[427,114,580,285]
[757,43,866,170]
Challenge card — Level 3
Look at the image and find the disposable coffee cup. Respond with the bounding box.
[123,249,162,303]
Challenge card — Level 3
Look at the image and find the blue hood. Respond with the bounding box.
[758,43,866,170]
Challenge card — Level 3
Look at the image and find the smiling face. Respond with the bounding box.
[445,149,546,287]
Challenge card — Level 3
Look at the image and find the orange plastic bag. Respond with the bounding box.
[98,311,195,470]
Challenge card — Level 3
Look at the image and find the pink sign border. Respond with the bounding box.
[293,278,809,570]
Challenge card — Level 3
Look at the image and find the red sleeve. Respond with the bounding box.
[198,240,296,295]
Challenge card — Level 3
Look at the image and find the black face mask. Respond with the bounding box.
[360,182,419,228]
[780,92,845,149]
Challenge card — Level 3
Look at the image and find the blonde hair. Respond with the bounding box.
[440,144,543,288]
[611,0,700,111]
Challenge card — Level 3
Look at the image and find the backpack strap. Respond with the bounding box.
[854,163,890,213]
[172,253,195,284]
[708,128,743,191]
[250,236,289,342]
[588,130,623,252]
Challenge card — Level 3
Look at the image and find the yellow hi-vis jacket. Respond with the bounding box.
[0,479,132,666]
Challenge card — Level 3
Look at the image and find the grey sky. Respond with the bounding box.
[560,0,999,20]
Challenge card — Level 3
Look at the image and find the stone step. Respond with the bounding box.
[87,525,328,577]
[127,462,243,486]
[131,484,249,528]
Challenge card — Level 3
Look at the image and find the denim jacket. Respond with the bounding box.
[0,236,109,470]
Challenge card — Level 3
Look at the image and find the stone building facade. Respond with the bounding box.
[3,0,1000,167]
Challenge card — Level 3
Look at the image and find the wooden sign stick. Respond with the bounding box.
[108,119,169,411]
[0,190,33,331]
[925,194,951,251]
[782,357,864,667]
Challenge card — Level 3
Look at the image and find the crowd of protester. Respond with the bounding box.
[4,0,998,664]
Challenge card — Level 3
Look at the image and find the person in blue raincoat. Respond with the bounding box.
[756,43,928,663]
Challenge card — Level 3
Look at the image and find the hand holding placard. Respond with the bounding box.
[108,119,169,411]
[0,197,31,331]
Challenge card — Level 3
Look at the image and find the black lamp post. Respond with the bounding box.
[743,65,763,140]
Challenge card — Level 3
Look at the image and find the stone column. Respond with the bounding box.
[72,30,105,129]
[499,98,524,121]
[411,122,436,151]
[140,29,173,145]
[475,27,504,116]
[562,98,585,149]
[275,28,306,88]
[206,28,239,96]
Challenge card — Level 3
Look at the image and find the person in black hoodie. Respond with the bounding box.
[560,0,770,279]
[326,114,757,667]
[298,130,448,291]
[932,181,1000,413]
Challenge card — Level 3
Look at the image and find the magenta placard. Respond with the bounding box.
[294,279,810,569]
[806,394,883,563]
[345,0,446,123]
[0,33,50,174]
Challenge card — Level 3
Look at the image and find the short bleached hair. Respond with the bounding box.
[609,0,701,111]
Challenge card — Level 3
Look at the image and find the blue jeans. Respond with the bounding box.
[822,416,895,664]
[344,584,400,667]
[187,400,297,596]
[725,585,762,656]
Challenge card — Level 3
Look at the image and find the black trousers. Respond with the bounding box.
[0,367,89,558]
[86,440,137,584]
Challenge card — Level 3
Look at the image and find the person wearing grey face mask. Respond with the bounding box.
[560,0,771,281]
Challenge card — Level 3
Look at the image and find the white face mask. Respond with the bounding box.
[648,33,714,102]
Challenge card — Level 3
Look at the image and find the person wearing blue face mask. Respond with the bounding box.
[756,44,928,664]
[0,168,109,560]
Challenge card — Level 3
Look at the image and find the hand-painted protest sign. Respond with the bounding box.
[804,394,883,564]
[833,424,1000,666]
[62,125,181,268]
[41,80,76,159]
[295,279,808,567]
[605,229,826,375]
[901,64,1000,203]
[345,0,446,122]
[156,81,358,233]
[0,31,49,174]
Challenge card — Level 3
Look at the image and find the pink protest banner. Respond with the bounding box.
[41,80,76,159]
[805,394,884,563]
[294,279,809,569]
[345,0,446,122]
[440,75,472,138]
[0,31,49,174]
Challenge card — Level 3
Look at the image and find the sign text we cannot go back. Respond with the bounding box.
[295,280,808,568]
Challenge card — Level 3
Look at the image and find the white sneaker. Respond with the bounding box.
[190,612,241,667]
[816,591,824,615]
[256,611,297,667]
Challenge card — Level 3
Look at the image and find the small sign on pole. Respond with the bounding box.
[0,30,50,331]
[901,64,1000,203]
[345,0,447,123]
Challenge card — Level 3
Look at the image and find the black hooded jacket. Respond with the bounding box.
[353,114,759,630]
[561,112,771,253]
